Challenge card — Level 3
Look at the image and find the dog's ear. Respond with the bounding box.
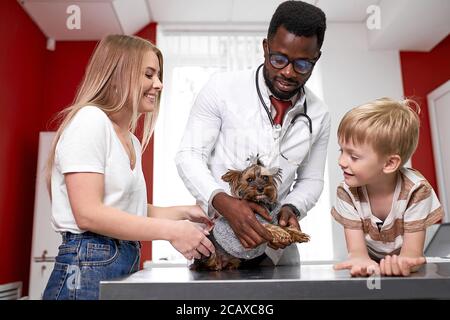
[221,170,241,195]
[222,169,241,183]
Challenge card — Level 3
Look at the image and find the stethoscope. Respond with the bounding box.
[255,64,313,165]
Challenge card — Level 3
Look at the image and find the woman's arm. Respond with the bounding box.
[147,204,214,230]
[147,204,190,220]
[65,172,214,258]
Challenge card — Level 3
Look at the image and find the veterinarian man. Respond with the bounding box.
[176,0,330,265]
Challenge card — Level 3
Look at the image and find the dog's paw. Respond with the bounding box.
[265,224,292,246]
[283,226,310,243]
[225,258,242,270]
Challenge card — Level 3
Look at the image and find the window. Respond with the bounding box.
[152,30,333,264]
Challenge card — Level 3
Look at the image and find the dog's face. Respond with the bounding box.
[222,160,282,205]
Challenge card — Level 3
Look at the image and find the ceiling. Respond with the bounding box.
[18,0,450,51]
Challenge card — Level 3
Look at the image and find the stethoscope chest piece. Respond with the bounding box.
[272,124,282,139]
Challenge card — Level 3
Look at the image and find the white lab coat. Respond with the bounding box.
[175,66,331,263]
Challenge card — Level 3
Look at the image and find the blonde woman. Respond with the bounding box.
[43,35,215,300]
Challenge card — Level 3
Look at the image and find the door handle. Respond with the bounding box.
[33,250,55,262]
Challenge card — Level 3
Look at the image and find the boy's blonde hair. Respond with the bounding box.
[338,97,420,166]
[45,34,163,192]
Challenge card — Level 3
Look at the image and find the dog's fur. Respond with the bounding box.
[191,156,310,271]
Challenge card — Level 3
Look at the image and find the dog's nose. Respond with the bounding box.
[257,187,264,193]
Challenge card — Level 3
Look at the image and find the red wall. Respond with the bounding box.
[0,0,156,292]
[400,35,450,193]
[40,42,98,129]
[0,0,47,293]
[135,25,157,265]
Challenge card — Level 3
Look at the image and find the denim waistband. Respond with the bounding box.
[61,231,141,248]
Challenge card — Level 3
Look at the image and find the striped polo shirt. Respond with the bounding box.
[331,167,443,260]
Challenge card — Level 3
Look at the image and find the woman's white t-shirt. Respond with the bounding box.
[51,106,147,233]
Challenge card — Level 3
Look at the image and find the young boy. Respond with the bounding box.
[332,98,443,277]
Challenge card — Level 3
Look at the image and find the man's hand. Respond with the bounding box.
[268,206,301,250]
[212,192,273,248]
[380,255,426,276]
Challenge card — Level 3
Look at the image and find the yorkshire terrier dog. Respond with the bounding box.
[191,156,310,271]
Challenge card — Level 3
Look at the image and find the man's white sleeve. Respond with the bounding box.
[175,76,225,217]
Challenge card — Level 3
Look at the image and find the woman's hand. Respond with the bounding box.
[169,220,215,260]
[380,255,426,276]
[334,256,380,277]
[184,205,214,232]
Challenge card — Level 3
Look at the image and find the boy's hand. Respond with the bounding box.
[380,255,426,276]
[334,257,380,277]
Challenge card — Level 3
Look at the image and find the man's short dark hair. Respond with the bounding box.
[268,1,326,49]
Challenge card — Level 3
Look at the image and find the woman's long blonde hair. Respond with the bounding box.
[45,34,163,193]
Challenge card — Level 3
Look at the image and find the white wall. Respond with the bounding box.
[368,0,450,51]
[319,23,404,260]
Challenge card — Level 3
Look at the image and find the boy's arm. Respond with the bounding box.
[380,177,442,277]
[401,230,426,257]
[334,228,380,277]
[380,231,426,276]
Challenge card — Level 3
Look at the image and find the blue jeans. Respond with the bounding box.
[43,231,141,300]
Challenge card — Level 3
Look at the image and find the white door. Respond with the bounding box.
[28,132,60,300]
[428,80,450,222]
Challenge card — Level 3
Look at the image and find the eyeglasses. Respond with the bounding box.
[267,45,320,75]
